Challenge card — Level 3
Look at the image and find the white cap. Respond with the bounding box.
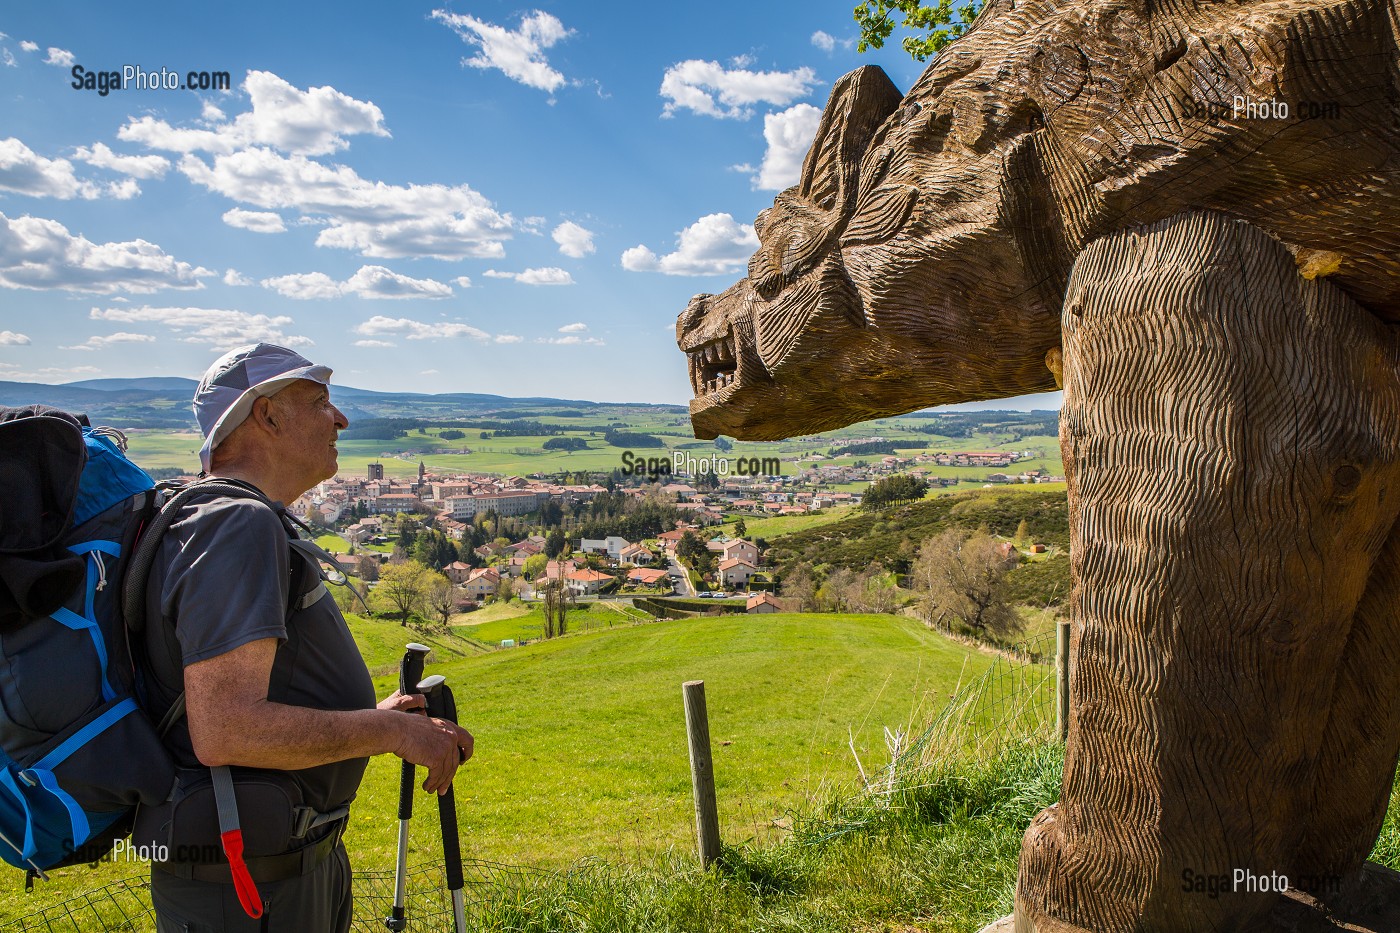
[193,343,332,472]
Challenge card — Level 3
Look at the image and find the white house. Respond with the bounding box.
[718,558,757,588]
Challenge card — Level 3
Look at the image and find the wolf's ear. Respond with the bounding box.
[798,66,904,216]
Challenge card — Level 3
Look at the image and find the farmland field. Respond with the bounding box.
[118,418,1064,482]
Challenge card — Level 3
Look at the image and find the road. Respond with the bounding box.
[668,556,693,597]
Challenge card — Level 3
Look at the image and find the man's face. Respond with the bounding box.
[270,380,349,492]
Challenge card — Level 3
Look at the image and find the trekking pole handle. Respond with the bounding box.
[399,643,430,696]
[418,677,467,909]
[395,644,431,822]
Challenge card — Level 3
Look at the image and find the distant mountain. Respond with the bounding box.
[67,377,199,392]
[0,377,670,428]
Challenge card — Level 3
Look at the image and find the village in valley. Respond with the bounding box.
[276,432,1066,632]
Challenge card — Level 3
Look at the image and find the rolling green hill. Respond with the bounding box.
[2,610,992,921]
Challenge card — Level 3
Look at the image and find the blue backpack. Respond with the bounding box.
[0,407,176,879]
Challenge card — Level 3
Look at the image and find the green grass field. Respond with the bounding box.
[118,423,1065,483]
[3,610,989,923]
[347,611,993,871]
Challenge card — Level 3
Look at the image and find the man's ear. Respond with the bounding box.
[250,395,278,432]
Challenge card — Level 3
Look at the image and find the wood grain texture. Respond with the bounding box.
[678,0,1400,441]
[678,3,1400,927]
[1015,210,1400,932]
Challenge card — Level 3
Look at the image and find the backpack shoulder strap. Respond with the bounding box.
[126,479,310,742]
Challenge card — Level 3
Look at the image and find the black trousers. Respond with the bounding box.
[151,843,352,933]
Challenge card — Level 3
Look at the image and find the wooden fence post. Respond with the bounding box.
[1056,620,1071,743]
[682,680,722,866]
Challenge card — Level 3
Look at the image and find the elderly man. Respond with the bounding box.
[135,343,472,932]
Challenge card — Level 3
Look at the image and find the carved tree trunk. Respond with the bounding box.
[1015,210,1400,932]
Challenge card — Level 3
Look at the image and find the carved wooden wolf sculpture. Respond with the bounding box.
[677,0,1400,929]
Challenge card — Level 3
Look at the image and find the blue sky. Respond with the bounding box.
[0,2,1059,411]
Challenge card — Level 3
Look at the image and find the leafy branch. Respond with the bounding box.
[854,0,984,61]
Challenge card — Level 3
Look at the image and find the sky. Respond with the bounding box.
[0,2,1061,411]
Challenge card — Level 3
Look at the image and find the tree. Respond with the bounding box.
[1014,519,1031,548]
[331,578,370,616]
[851,562,901,614]
[541,577,573,639]
[677,531,707,563]
[912,529,1021,640]
[734,519,747,539]
[713,436,733,452]
[781,561,819,612]
[523,553,548,580]
[819,567,858,612]
[855,0,984,61]
[375,560,434,624]
[426,574,459,627]
[545,528,566,558]
[862,473,929,511]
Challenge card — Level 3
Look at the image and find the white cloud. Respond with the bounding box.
[558,322,587,333]
[118,71,389,157]
[551,221,594,258]
[70,143,170,179]
[262,271,342,300]
[174,148,512,260]
[0,330,31,345]
[811,31,835,52]
[354,338,395,348]
[483,266,573,285]
[201,100,226,122]
[345,265,453,299]
[90,305,312,347]
[20,41,38,53]
[2,50,14,69]
[0,211,214,293]
[223,269,253,286]
[43,48,74,67]
[262,265,454,300]
[223,208,286,233]
[494,334,523,344]
[62,332,157,351]
[0,138,108,199]
[0,364,101,381]
[753,103,821,190]
[660,60,818,119]
[431,9,572,93]
[420,369,439,375]
[622,213,759,276]
[537,335,604,346]
[452,276,472,288]
[355,315,491,341]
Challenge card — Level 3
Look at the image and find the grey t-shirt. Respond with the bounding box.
[142,490,376,813]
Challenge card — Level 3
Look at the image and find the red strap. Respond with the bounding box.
[220,829,264,919]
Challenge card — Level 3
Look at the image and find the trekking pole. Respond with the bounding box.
[385,643,431,933]
[417,674,468,933]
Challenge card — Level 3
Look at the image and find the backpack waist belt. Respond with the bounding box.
[152,814,346,885]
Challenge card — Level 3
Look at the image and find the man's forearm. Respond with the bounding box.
[193,701,407,771]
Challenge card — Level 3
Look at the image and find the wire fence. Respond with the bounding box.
[4,630,1063,931]
[2,860,563,932]
[839,629,1060,807]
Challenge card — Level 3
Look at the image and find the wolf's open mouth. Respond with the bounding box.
[687,330,739,397]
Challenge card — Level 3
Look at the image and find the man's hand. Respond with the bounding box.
[377,690,425,713]
[390,712,474,795]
